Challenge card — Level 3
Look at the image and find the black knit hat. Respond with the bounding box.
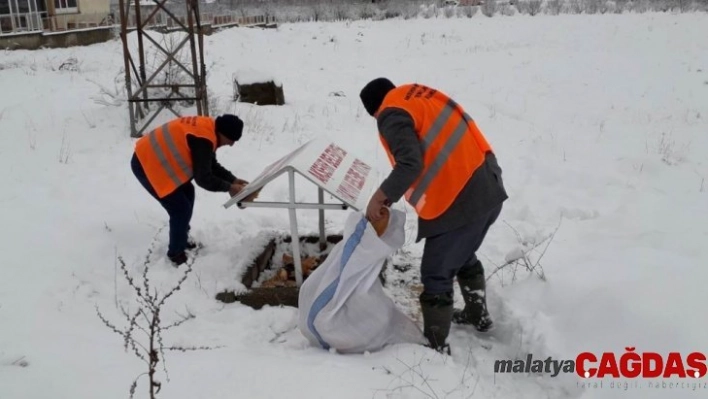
[360,77,396,116]
[215,114,243,141]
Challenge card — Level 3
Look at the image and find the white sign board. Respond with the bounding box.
[223,138,378,211]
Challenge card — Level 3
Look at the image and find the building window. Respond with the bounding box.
[0,0,46,34]
[54,0,76,14]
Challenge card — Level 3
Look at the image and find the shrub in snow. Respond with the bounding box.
[330,3,350,20]
[544,0,563,14]
[443,5,457,17]
[486,220,561,286]
[583,0,610,14]
[499,2,517,14]
[461,4,479,16]
[518,0,543,14]
[607,0,628,13]
[420,3,440,18]
[481,0,498,16]
[357,3,379,19]
[565,0,584,13]
[96,242,218,399]
[389,1,419,19]
[88,73,127,107]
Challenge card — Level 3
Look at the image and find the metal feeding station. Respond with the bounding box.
[223,138,377,287]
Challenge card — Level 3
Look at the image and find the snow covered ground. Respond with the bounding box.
[1,12,708,399]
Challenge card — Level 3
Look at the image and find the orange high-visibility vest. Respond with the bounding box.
[376,84,493,220]
[135,116,217,198]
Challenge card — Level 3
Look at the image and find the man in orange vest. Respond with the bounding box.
[360,78,508,354]
[130,114,247,266]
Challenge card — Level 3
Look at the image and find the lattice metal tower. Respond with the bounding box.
[118,0,209,138]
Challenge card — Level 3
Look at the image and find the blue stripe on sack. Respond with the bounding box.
[306,217,369,350]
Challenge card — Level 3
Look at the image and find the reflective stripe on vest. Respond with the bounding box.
[135,117,216,198]
[408,102,468,206]
[148,123,193,185]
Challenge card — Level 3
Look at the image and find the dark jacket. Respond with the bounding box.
[187,135,236,192]
[377,108,508,242]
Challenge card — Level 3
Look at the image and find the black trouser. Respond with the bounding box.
[131,153,195,257]
[420,203,503,295]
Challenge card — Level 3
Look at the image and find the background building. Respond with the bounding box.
[0,0,111,35]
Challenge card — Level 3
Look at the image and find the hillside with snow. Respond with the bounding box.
[1,12,708,399]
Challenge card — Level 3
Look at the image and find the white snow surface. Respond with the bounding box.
[1,13,708,399]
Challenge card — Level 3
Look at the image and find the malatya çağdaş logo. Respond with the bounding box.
[494,348,707,379]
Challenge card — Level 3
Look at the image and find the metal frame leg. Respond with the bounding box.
[318,187,326,251]
[288,169,304,286]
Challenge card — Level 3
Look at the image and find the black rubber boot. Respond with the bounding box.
[168,251,188,266]
[419,292,454,355]
[453,260,494,332]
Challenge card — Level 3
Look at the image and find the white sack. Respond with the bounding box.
[297,210,426,354]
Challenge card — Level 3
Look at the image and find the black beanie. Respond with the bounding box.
[360,78,396,116]
[215,114,243,141]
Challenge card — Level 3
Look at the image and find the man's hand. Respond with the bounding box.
[228,182,246,197]
[366,188,390,222]
[234,177,249,185]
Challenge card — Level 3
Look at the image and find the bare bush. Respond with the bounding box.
[529,0,543,14]
[481,0,498,16]
[610,0,628,13]
[357,3,378,19]
[309,2,325,21]
[499,2,517,14]
[373,356,445,397]
[330,2,350,20]
[670,0,695,11]
[420,4,440,18]
[443,5,457,17]
[97,241,218,399]
[486,218,562,286]
[461,5,479,16]
[257,0,276,20]
[88,73,126,107]
[544,0,562,13]
[396,5,421,19]
[565,0,584,13]
[518,0,543,14]
[582,0,609,13]
[374,350,481,396]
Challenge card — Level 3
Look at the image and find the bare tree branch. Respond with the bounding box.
[96,242,214,398]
